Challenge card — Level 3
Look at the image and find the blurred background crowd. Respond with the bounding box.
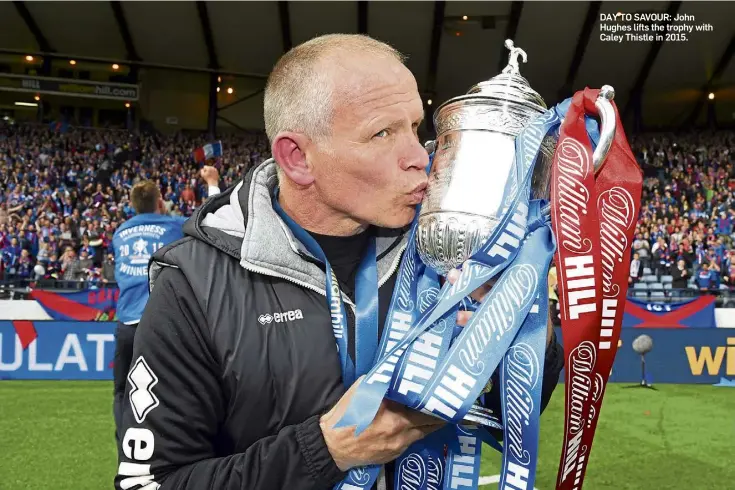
[2,122,735,296]
[628,130,735,293]
[0,122,270,285]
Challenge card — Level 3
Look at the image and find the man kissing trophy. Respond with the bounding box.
[332,40,642,490]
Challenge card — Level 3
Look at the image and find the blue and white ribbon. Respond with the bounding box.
[325,99,602,490]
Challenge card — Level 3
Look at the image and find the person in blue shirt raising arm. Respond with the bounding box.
[112,166,220,439]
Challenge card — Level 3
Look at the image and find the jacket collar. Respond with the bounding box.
[187,160,408,300]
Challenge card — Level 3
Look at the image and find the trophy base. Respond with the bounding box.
[462,404,503,430]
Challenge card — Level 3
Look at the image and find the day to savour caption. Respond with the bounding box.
[599,12,714,44]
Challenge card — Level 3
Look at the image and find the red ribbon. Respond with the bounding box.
[551,88,642,490]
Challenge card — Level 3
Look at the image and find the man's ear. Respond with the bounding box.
[272,132,315,186]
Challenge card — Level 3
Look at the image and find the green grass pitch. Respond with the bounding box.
[0,382,732,489]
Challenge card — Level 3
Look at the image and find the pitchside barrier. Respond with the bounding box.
[0,293,733,382]
[0,322,732,383]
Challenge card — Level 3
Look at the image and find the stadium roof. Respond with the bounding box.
[0,1,733,129]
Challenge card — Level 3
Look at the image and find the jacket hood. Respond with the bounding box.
[182,159,408,301]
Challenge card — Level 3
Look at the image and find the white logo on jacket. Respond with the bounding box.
[257,309,304,325]
[128,356,159,424]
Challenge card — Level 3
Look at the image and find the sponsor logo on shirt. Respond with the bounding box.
[257,309,304,325]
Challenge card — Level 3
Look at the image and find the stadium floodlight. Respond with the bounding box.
[15,102,38,107]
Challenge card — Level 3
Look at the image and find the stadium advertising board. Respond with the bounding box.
[0,321,732,383]
[622,296,716,328]
[0,73,139,101]
[30,287,119,322]
[557,327,735,384]
[0,321,115,380]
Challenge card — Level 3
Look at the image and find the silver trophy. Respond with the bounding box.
[418,40,618,426]
[418,39,617,276]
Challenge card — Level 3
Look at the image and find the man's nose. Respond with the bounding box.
[399,136,430,172]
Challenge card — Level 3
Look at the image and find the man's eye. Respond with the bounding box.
[373,129,390,139]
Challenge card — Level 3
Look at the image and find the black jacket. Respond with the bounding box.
[114,161,564,490]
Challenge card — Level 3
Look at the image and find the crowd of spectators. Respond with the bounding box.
[628,130,735,293]
[0,121,270,285]
[3,121,735,298]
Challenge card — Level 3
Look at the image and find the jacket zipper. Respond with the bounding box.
[379,242,407,288]
[239,242,408,312]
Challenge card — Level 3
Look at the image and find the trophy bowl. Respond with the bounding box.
[417,40,616,276]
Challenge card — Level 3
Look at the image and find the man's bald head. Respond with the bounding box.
[263,34,406,145]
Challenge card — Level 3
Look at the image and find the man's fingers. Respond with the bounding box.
[404,424,445,446]
[400,406,446,428]
[470,282,494,303]
[456,310,471,326]
[447,269,460,285]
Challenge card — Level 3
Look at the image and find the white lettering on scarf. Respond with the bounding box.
[555,138,592,255]
[597,187,635,298]
[597,187,635,351]
[365,311,411,385]
[329,271,345,347]
[448,429,478,489]
[458,264,538,377]
[397,454,425,490]
[397,331,443,397]
[504,343,539,469]
[561,341,596,484]
[487,202,529,261]
[562,256,597,321]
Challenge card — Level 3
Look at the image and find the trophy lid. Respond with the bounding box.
[442,39,547,113]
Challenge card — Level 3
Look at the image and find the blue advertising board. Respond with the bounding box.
[0,321,116,380]
[1,321,733,384]
[556,327,735,385]
[622,296,716,329]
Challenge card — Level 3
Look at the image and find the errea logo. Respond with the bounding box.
[258,309,304,325]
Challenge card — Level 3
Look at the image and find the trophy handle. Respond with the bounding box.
[593,85,616,173]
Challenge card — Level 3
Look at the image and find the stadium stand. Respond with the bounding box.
[626,130,735,302]
[2,121,734,304]
[0,121,270,294]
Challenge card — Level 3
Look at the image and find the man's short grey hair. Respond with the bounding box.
[263,34,406,146]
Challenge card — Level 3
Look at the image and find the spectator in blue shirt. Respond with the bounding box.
[111,166,220,442]
[696,263,715,290]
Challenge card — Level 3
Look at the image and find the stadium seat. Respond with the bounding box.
[650,291,665,298]
[633,291,648,298]
[643,275,658,283]
[643,267,652,275]
[649,283,664,290]
[633,282,648,290]
[663,283,672,289]
[660,275,673,283]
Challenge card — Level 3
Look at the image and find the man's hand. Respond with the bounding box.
[447,266,555,347]
[200,165,219,187]
[320,377,445,471]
